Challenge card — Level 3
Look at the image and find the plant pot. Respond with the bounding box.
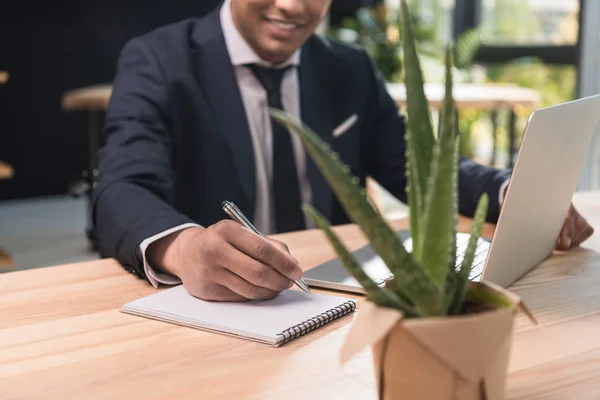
[341,281,534,400]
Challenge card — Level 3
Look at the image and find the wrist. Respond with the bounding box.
[147,226,204,277]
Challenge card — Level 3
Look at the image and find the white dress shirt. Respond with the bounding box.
[139,0,312,287]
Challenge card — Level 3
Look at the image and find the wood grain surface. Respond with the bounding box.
[1,192,599,399]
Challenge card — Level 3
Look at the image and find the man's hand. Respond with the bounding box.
[556,204,594,250]
[501,184,593,250]
[146,221,303,301]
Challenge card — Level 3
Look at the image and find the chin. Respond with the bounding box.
[260,42,298,64]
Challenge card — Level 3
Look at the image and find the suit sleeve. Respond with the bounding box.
[92,38,196,278]
[361,51,511,223]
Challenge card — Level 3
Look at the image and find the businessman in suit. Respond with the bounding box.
[93,0,593,302]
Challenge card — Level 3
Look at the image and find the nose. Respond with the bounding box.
[273,0,306,15]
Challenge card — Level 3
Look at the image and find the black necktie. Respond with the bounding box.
[247,64,305,233]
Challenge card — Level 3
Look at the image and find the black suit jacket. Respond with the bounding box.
[92,5,511,279]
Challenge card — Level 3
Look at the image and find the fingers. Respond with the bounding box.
[182,220,302,302]
[571,209,595,246]
[187,281,248,302]
[217,221,303,280]
[215,268,280,300]
[186,268,281,301]
[266,238,290,254]
[556,205,595,250]
[557,211,575,251]
[219,242,291,292]
[266,238,300,265]
[573,223,594,246]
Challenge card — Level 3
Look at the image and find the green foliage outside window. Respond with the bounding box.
[327,1,578,164]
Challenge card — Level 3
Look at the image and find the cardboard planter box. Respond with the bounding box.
[341,281,535,400]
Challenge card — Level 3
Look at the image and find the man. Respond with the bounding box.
[93,0,593,302]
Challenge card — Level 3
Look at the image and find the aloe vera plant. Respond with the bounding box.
[270,0,503,317]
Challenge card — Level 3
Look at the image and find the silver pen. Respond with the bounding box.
[222,200,311,294]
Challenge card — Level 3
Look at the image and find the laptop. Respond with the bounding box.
[303,94,600,292]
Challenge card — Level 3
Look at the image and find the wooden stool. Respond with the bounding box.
[0,160,14,266]
[0,161,13,180]
[61,84,113,248]
[0,73,13,266]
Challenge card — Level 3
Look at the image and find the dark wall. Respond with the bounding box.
[0,0,221,201]
[0,0,369,201]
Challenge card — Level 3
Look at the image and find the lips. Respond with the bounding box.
[265,18,304,40]
[269,20,298,31]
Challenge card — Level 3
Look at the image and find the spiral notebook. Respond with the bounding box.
[121,285,356,347]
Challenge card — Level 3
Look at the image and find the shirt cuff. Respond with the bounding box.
[499,179,510,207]
[139,223,202,288]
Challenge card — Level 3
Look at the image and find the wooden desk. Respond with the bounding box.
[2,191,600,399]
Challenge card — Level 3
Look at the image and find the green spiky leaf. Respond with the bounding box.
[417,46,458,287]
[449,194,489,314]
[400,0,435,199]
[465,282,513,310]
[303,204,419,317]
[406,130,423,259]
[444,268,458,311]
[270,109,445,316]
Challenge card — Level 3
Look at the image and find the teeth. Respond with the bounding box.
[271,21,297,30]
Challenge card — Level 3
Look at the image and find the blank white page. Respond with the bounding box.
[122,285,355,345]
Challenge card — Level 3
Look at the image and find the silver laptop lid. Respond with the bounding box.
[482,94,600,287]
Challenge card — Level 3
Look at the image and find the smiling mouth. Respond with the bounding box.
[266,18,302,31]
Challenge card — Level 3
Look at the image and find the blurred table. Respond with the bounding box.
[387,82,541,168]
[387,82,540,110]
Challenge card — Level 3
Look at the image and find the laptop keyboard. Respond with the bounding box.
[373,235,490,285]
[457,235,489,281]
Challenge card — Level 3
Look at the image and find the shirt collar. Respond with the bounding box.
[220,0,301,68]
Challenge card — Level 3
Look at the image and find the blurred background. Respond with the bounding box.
[0,0,598,271]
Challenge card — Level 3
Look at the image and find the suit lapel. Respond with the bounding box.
[299,37,335,221]
[190,8,256,217]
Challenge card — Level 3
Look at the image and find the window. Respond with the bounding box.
[480,0,580,45]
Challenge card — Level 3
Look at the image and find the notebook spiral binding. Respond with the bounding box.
[276,300,356,347]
